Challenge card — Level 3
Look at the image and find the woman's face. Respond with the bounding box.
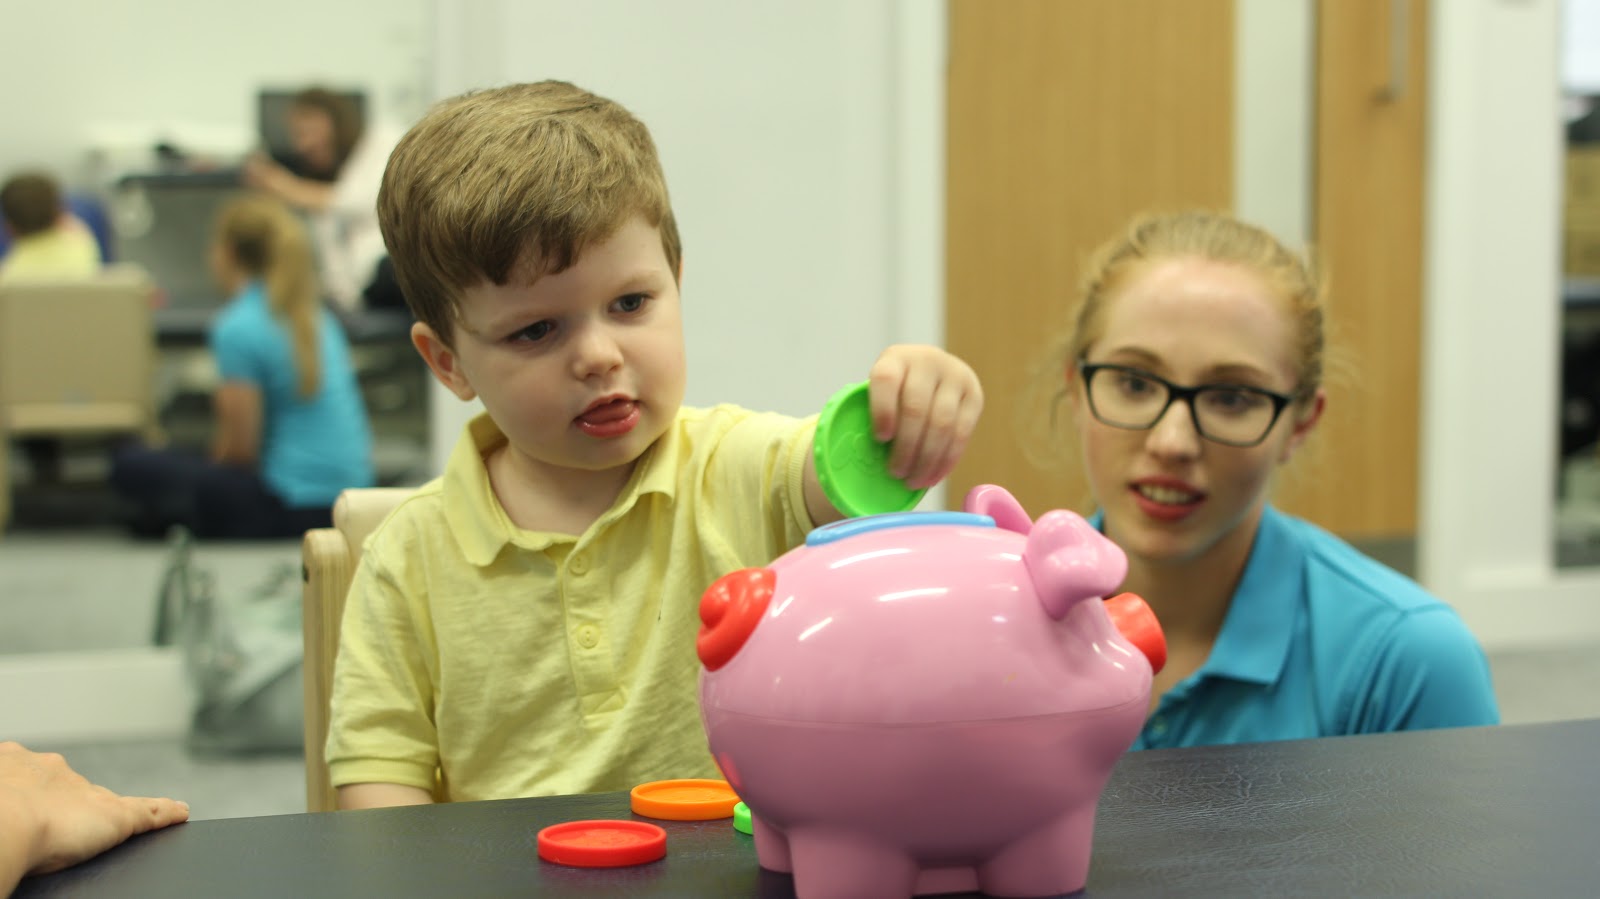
[287,107,337,175]
[1069,255,1323,567]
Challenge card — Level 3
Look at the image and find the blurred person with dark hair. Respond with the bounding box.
[0,171,100,284]
[243,87,405,313]
[1,170,107,485]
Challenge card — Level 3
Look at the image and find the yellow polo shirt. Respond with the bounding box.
[0,225,100,284]
[326,405,816,801]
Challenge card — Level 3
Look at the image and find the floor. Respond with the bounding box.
[3,474,1600,823]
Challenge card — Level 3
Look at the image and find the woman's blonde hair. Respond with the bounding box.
[215,194,322,397]
[1023,210,1336,469]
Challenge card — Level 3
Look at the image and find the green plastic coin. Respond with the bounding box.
[733,801,753,835]
[813,381,927,518]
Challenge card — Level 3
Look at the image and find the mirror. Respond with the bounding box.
[0,0,433,659]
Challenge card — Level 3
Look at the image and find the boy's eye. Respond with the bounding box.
[614,293,649,314]
[511,320,556,343]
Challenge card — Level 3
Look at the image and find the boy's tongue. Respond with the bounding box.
[578,399,635,425]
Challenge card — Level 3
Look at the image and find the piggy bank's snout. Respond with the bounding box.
[697,567,776,671]
[1106,592,1166,674]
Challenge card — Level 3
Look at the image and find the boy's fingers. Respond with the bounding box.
[867,356,908,443]
[888,368,938,478]
[905,388,964,487]
[918,396,982,488]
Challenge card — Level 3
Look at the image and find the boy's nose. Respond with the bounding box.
[571,327,624,378]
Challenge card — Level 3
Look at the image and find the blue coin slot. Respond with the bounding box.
[805,511,995,546]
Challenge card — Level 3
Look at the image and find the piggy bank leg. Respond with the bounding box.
[750,817,793,873]
[786,828,918,899]
[977,804,1097,897]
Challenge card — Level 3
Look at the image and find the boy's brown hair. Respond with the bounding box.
[377,80,682,344]
[0,172,63,237]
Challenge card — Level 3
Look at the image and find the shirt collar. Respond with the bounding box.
[1090,505,1300,687]
[1193,506,1300,686]
[442,411,682,567]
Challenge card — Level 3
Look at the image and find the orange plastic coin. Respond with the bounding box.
[630,778,741,821]
[536,820,667,868]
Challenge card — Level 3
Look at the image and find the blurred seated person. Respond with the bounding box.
[1,171,108,484]
[242,87,405,315]
[0,171,101,284]
[111,194,375,539]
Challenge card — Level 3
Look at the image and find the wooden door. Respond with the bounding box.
[945,0,1235,518]
[945,0,1427,540]
[1273,0,1428,538]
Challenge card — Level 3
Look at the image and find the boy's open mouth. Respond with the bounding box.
[576,398,640,438]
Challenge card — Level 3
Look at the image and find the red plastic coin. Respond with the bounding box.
[536,820,667,868]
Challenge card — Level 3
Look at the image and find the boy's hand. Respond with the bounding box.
[868,345,983,490]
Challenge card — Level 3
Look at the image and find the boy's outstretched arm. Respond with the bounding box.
[802,345,984,526]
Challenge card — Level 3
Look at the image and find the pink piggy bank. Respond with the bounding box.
[696,485,1165,899]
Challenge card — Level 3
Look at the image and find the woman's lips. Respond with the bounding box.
[1128,481,1204,522]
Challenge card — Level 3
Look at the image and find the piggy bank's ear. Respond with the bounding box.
[964,484,1033,534]
[1024,510,1129,620]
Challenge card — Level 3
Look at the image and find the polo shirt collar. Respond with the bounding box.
[442,411,682,568]
[1193,506,1300,686]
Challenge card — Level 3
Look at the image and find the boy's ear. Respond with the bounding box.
[411,321,477,402]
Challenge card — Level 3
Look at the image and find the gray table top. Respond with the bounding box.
[19,718,1600,898]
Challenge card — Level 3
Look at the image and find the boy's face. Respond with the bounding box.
[415,216,687,483]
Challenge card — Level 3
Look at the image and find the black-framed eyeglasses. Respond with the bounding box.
[1076,361,1297,448]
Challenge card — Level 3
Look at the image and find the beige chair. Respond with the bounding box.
[301,486,413,812]
[0,267,157,532]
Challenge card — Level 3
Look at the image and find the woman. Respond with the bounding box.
[242,88,402,313]
[113,194,374,539]
[1044,210,1498,749]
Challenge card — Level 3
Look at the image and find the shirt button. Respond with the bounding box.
[1150,716,1169,737]
[577,625,599,649]
[569,554,589,576]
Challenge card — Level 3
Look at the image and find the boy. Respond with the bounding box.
[327,81,984,809]
[0,172,100,284]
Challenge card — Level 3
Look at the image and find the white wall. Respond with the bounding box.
[428,1,1593,651]
[427,0,945,503]
[0,0,430,184]
[1234,0,1314,248]
[1564,0,1600,93]
[1420,0,1600,648]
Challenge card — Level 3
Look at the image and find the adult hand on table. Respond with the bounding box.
[0,741,188,895]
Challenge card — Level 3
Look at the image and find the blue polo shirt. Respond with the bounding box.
[1104,506,1500,750]
[210,282,374,507]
